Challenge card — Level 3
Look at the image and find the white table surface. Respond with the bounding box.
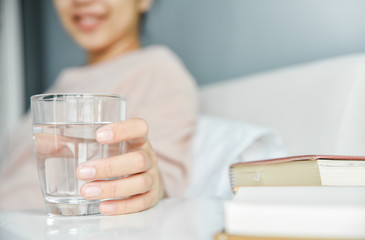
[0,198,224,240]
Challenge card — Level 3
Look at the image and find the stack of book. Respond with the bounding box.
[216,155,365,240]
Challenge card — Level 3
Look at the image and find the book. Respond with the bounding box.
[230,155,365,193]
[215,232,348,240]
[223,187,365,240]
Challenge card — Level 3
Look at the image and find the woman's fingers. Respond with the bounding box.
[77,118,164,215]
[98,170,165,215]
[96,118,148,147]
[76,151,152,180]
[99,190,159,215]
[80,170,155,200]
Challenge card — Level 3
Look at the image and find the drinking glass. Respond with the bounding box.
[31,93,126,216]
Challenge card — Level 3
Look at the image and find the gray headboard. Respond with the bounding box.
[43,0,365,87]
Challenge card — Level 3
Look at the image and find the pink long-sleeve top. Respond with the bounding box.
[0,46,198,210]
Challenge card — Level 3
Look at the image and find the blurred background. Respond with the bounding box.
[1,0,365,146]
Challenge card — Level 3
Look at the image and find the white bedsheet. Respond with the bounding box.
[185,115,287,199]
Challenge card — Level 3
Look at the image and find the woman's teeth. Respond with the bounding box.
[80,16,99,26]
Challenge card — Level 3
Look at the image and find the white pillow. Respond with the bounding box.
[185,115,287,199]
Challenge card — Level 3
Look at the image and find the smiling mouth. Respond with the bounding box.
[74,15,104,32]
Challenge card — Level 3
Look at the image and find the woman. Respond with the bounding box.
[0,0,198,215]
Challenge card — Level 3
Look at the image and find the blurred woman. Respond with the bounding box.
[0,0,198,215]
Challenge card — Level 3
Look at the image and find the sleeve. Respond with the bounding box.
[117,49,199,197]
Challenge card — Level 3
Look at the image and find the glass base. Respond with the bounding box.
[45,197,100,216]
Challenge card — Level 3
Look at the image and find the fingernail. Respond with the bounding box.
[84,186,101,198]
[97,129,113,142]
[101,204,116,213]
[78,167,96,179]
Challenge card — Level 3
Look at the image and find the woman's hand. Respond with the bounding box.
[76,118,166,215]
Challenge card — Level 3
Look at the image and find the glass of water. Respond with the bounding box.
[31,93,126,216]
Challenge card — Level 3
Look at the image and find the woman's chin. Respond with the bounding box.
[74,38,109,53]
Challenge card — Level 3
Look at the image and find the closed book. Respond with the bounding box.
[230,155,365,193]
[224,187,365,240]
[215,232,349,240]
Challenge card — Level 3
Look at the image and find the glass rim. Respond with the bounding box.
[31,93,126,102]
